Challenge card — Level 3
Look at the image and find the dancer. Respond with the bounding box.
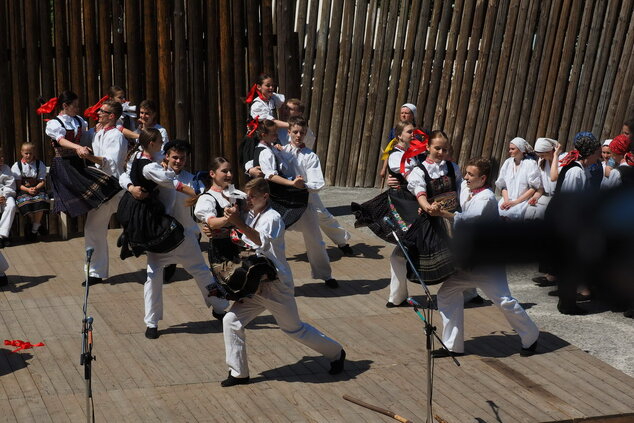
[0,149,16,248]
[220,177,345,387]
[495,137,541,220]
[283,116,339,288]
[41,91,121,218]
[432,157,540,357]
[246,73,287,128]
[118,128,229,339]
[11,142,49,242]
[379,103,420,179]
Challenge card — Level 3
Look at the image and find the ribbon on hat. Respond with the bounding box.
[84,95,109,120]
[559,149,580,167]
[4,339,45,353]
[400,138,429,174]
[246,116,259,137]
[245,84,266,105]
[36,97,58,115]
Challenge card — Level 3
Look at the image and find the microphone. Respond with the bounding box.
[407,297,424,309]
[86,247,94,262]
[383,216,397,230]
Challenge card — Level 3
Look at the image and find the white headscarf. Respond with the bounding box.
[402,103,417,121]
[534,137,557,153]
[510,137,532,153]
[602,139,612,147]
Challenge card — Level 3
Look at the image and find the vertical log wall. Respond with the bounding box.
[1,0,633,187]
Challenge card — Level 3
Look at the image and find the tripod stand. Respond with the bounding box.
[384,217,459,423]
[80,248,95,423]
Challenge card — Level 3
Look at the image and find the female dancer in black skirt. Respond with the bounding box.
[41,91,121,217]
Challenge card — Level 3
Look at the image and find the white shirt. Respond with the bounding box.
[173,170,199,237]
[601,162,630,190]
[407,160,462,197]
[194,189,233,223]
[537,159,556,196]
[11,160,46,181]
[282,144,325,192]
[250,93,285,120]
[388,146,421,181]
[559,162,586,193]
[453,181,499,227]
[92,127,128,178]
[45,114,88,142]
[0,165,16,198]
[242,206,293,288]
[277,127,316,150]
[495,157,541,220]
[141,161,181,216]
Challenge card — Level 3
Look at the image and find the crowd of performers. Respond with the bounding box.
[0,75,631,385]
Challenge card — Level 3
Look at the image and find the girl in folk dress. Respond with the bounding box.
[495,137,541,221]
[246,73,287,129]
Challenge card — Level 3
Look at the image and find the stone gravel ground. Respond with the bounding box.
[320,186,634,377]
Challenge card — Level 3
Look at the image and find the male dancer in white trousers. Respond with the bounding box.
[83,100,127,285]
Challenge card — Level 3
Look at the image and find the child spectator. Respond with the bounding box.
[11,142,48,242]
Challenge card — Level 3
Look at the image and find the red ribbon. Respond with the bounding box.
[4,339,45,353]
[36,97,58,115]
[400,138,429,174]
[625,152,634,167]
[245,84,266,105]
[559,150,580,167]
[84,95,109,120]
[246,116,260,137]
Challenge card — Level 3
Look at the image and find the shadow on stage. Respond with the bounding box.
[161,315,280,336]
[252,355,373,385]
[288,242,384,263]
[0,349,33,376]
[108,267,193,285]
[1,275,54,292]
[294,278,390,297]
[463,331,569,358]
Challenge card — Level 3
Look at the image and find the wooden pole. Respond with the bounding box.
[125,0,143,104]
[24,0,42,147]
[98,0,113,94]
[246,0,263,85]
[8,0,26,152]
[53,0,69,93]
[300,0,320,113]
[84,0,99,104]
[69,0,84,101]
[174,0,188,140]
[395,0,422,119]
[308,0,332,134]
[261,0,275,76]
[0,1,15,154]
[408,0,432,102]
[157,0,174,137]
[415,0,443,128]
[39,0,55,99]
[219,0,237,164]
[112,0,126,88]
[189,0,207,169]
[143,0,159,105]
[231,0,247,151]
[606,8,634,137]
[205,0,220,156]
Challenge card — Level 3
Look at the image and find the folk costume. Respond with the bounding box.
[45,114,121,217]
[223,206,343,380]
[0,165,16,240]
[11,160,49,217]
[524,138,557,221]
[437,181,540,354]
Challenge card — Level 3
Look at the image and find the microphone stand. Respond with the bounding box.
[384,217,458,423]
[80,250,95,423]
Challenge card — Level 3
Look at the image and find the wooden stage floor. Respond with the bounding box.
[1,222,633,423]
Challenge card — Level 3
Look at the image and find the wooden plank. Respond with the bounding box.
[261,0,275,76]
[142,0,158,103]
[8,0,26,153]
[111,0,126,88]
[98,0,113,94]
[83,0,99,107]
[246,0,263,85]
[307,0,332,133]
[606,11,634,137]
[23,0,42,148]
[205,0,220,156]
[300,0,320,115]
[219,0,237,164]
[157,0,174,137]
[125,0,143,104]
[174,0,188,140]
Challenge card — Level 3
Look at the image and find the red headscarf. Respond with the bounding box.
[36,97,58,115]
[609,134,631,156]
[559,150,580,167]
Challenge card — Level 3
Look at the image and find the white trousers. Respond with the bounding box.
[144,235,229,328]
[0,252,8,273]
[223,280,342,378]
[290,205,332,280]
[437,267,539,353]
[312,194,350,247]
[0,197,16,238]
[523,195,551,221]
[85,191,123,278]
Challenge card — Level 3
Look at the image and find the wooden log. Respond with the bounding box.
[300,0,320,113]
[336,0,369,186]
[315,0,344,160]
[261,0,275,76]
[174,0,188,140]
[69,0,84,101]
[394,0,422,116]
[415,0,444,122]
[545,1,585,138]
[24,0,42,148]
[359,0,399,187]
[157,0,174,136]
[232,0,247,140]
[8,0,26,151]
[125,0,142,104]
[98,0,113,94]
[444,0,475,151]
[408,0,432,102]
[432,0,464,132]
[189,0,207,169]
[567,1,608,149]
[325,0,355,185]
[53,0,69,93]
[452,0,487,165]
[606,8,634,137]
[276,0,289,95]
[219,0,237,164]
[373,0,411,187]
[345,0,378,186]
[205,0,220,157]
[296,0,309,65]
[0,1,15,155]
[469,0,507,159]
[112,0,126,87]
[308,0,332,133]
[246,0,263,84]
[83,0,99,105]
[593,0,633,138]
[143,0,158,105]
[525,0,563,143]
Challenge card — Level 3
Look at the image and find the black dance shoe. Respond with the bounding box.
[212,310,226,321]
[81,277,103,287]
[0,274,8,286]
[338,244,354,256]
[385,300,409,308]
[325,279,339,288]
[431,349,465,358]
[163,264,177,283]
[221,373,250,387]
[557,302,587,315]
[145,327,159,339]
[520,340,538,357]
[329,349,346,375]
